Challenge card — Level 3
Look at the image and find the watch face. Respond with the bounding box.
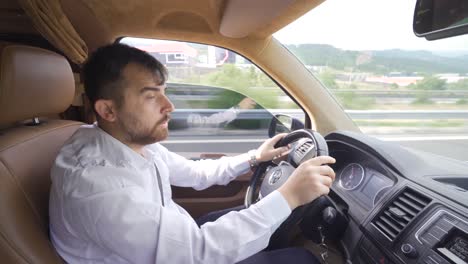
[249,150,258,167]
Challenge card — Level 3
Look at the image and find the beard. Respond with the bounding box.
[117,110,170,146]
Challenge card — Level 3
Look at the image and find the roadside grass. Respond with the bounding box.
[355,119,466,127]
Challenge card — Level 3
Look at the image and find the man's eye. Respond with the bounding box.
[146,96,156,99]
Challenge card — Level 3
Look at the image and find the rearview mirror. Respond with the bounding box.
[268,114,305,138]
[413,0,468,40]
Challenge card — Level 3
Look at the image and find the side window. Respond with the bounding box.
[121,38,305,151]
[166,84,272,134]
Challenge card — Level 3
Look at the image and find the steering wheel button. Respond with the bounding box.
[401,243,418,258]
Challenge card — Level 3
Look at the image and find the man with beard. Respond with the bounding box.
[49,43,336,264]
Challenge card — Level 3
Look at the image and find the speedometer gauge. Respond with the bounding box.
[339,163,365,190]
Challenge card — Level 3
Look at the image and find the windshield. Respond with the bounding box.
[275,0,468,162]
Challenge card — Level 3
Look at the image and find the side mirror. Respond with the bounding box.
[268,114,305,138]
[413,0,468,40]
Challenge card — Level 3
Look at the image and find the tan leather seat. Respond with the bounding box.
[0,45,83,263]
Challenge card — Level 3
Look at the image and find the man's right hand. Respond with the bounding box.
[277,156,336,210]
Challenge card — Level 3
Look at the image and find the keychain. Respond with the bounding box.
[317,226,329,263]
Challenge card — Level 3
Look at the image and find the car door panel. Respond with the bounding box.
[171,152,253,218]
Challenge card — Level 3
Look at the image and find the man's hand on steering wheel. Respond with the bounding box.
[244,129,341,249]
[246,130,336,207]
[277,156,336,210]
[254,133,291,163]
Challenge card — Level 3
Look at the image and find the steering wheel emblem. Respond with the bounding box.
[269,169,283,185]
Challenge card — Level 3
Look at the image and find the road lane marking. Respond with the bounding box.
[379,136,468,141]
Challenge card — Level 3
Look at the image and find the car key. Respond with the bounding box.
[318,225,329,263]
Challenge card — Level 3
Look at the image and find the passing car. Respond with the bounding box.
[0,0,466,263]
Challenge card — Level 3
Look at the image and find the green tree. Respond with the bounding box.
[247,66,257,87]
[412,92,434,105]
[200,64,279,108]
[448,79,468,90]
[414,76,446,90]
[205,64,249,91]
[256,71,276,87]
[318,70,338,89]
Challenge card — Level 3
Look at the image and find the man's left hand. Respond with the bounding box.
[255,133,290,163]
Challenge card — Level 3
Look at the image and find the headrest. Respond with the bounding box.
[0,45,74,125]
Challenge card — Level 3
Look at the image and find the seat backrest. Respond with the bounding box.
[0,45,83,263]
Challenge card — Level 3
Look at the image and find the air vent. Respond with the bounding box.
[295,141,313,156]
[372,188,431,241]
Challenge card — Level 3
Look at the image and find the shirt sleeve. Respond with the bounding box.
[72,185,291,264]
[155,144,251,190]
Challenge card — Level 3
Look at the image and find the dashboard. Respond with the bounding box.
[334,150,395,210]
[321,131,468,264]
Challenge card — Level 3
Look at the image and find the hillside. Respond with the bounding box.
[286,44,468,74]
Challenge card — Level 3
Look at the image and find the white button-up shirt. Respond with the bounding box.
[49,124,291,264]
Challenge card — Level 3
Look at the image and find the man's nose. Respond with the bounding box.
[161,95,175,113]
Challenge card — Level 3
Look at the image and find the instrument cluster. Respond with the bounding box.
[337,162,394,207]
[328,140,397,210]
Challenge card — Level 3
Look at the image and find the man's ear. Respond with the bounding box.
[94,99,117,122]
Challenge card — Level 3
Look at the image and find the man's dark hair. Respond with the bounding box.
[83,43,167,112]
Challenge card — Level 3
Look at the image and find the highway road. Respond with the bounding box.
[171,109,468,121]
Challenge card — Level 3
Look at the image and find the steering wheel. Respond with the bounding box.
[244,129,346,247]
[245,129,329,207]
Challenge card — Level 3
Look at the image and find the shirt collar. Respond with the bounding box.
[93,123,155,169]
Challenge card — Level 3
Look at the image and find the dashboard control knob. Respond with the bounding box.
[401,243,418,258]
[322,207,337,225]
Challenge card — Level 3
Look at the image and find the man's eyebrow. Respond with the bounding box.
[140,86,164,94]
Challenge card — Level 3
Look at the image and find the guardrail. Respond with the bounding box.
[171,109,468,121]
[330,89,468,97]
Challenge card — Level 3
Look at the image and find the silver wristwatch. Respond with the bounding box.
[248,149,258,169]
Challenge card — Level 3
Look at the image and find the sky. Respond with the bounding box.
[273,0,468,52]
